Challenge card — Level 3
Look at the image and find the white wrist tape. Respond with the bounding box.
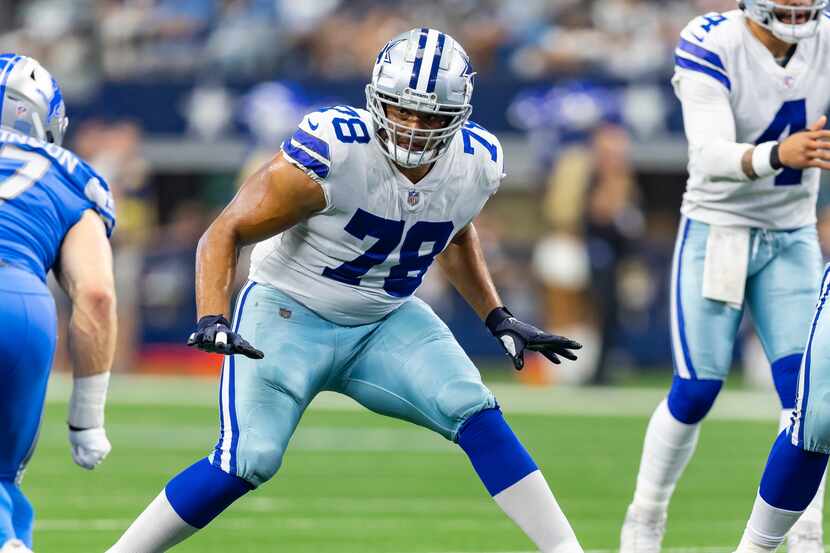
[68,372,110,429]
[752,141,783,179]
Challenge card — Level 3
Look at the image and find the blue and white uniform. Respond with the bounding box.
[0,128,114,543]
[212,106,503,486]
[669,10,830,400]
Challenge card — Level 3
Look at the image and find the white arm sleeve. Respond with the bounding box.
[675,74,754,182]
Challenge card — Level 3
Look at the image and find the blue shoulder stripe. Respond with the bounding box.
[677,37,725,70]
[675,55,731,91]
[292,128,330,161]
[282,139,329,179]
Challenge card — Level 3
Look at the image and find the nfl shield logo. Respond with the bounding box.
[407,189,420,207]
[784,76,795,89]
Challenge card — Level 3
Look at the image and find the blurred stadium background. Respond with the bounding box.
[4,0,829,551]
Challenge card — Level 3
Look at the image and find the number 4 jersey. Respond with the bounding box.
[249,106,504,325]
[674,10,830,229]
[0,129,115,281]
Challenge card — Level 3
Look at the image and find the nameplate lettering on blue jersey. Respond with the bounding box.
[0,129,79,174]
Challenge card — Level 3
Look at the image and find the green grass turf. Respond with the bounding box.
[26,400,782,552]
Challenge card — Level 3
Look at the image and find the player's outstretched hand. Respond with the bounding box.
[68,427,111,470]
[779,115,830,171]
[485,306,582,370]
[187,314,264,359]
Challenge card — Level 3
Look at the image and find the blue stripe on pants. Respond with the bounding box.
[229,282,256,475]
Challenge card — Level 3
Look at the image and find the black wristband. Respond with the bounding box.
[770,143,783,170]
[485,306,513,333]
[196,314,230,330]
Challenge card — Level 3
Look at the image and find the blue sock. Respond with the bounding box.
[457,408,538,496]
[760,431,829,511]
[165,458,254,529]
[1,482,32,547]
[0,480,15,545]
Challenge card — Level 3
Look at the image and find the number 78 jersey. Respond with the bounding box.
[249,106,504,325]
[674,10,830,229]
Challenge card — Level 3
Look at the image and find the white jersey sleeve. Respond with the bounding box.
[673,12,754,183]
[279,107,368,214]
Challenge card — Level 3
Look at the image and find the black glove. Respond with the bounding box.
[485,306,581,370]
[187,315,264,360]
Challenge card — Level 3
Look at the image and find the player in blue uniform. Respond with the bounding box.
[0,54,117,553]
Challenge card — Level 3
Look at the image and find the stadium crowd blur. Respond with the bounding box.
[7,0,830,387]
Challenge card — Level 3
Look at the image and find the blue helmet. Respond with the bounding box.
[740,0,828,43]
[365,28,474,168]
[0,54,68,145]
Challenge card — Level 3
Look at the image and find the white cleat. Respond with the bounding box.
[0,540,33,553]
[620,504,666,553]
[787,521,823,553]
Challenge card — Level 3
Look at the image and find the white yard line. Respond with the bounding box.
[45,373,785,422]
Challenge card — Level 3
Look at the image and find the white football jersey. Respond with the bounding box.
[249,106,504,325]
[674,10,830,229]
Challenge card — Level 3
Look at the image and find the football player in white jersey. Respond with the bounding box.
[105,29,585,553]
[620,1,830,552]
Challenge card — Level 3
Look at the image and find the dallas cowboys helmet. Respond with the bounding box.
[739,0,828,43]
[0,54,68,145]
[366,28,474,168]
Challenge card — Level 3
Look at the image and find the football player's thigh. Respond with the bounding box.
[217,283,336,487]
[672,218,742,380]
[0,289,56,480]
[340,298,496,441]
[793,265,830,453]
[749,227,822,362]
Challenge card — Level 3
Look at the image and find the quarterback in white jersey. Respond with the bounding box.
[621,1,830,552]
[106,29,585,553]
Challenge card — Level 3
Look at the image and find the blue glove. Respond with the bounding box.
[187,315,264,359]
[485,306,581,370]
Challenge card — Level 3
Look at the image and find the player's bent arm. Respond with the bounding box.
[56,210,117,469]
[677,76,756,181]
[436,223,502,320]
[57,209,117,381]
[195,153,327,319]
[439,223,581,370]
[679,76,830,179]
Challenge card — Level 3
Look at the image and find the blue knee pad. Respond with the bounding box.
[771,353,802,410]
[760,431,829,511]
[457,407,538,496]
[667,375,723,424]
[165,458,254,529]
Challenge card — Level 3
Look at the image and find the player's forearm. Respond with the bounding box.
[195,220,240,319]
[437,225,502,320]
[67,286,117,378]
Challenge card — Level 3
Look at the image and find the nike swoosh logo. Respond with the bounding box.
[308,119,319,131]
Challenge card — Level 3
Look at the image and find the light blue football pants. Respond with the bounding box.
[208,282,496,487]
[792,265,830,453]
[670,217,822,383]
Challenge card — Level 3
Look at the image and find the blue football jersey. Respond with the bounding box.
[0,128,115,281]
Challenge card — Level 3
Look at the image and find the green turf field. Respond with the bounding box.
[25,376,795,552]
